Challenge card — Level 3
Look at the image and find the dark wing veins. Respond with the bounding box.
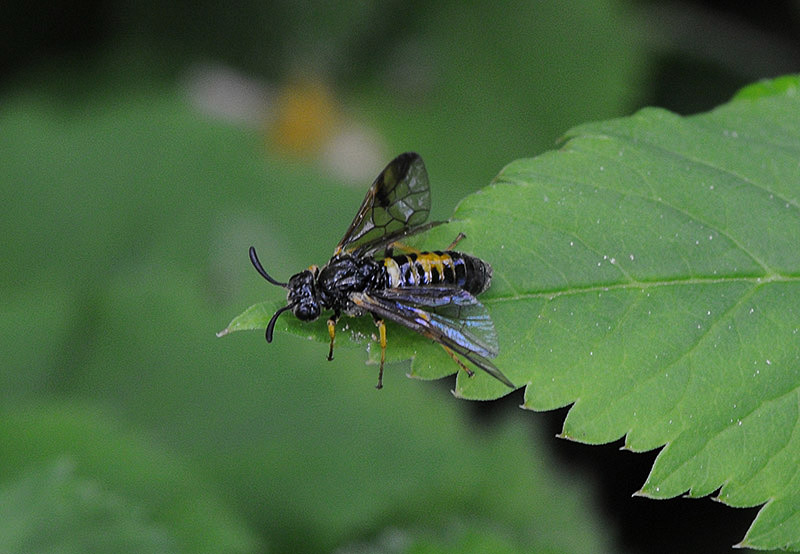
[334,152,436,258]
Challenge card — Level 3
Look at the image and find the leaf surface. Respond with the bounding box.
[487,75,800,550]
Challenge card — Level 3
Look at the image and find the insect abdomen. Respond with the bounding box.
[382,251,492,295]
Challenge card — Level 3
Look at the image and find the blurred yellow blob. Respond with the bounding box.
[270,78,338,156]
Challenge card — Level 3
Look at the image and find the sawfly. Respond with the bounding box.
[250,152,513,389]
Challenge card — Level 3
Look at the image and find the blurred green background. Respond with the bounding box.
[2,1,798,552]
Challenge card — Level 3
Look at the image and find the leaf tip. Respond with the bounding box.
[709,493,727,504]
[518,398,536,411]
[216,328,230,338]
[554,431,583,444]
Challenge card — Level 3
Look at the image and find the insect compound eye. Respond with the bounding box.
[293,301,321,321]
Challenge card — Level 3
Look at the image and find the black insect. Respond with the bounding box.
[250,152,513,389]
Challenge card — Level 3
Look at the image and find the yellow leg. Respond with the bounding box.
[389,233,464,256]
[327,318,337,361]
[387,240,421,255]
[376,319,387,389]
[389,233,465,256]
[446,232,466,250]
[441,345,475,378]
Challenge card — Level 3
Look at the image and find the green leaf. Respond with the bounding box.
[216,302,277,338]
[733,74,800,100]
[495,74,800,550]
[221,74,800,550]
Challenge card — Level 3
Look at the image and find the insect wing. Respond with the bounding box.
[351,288,514,388]
[373,287,498,357]
[334,152,433,257]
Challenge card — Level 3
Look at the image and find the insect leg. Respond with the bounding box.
[375,318,387,389]
[327,312,340,361]
[445,232,466,250]
[385,240,421,257]
[440,344,475,378]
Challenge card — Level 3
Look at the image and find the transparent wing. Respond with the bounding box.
[334,152,435,257]
[351,288,513,388]
[372,287,498,356]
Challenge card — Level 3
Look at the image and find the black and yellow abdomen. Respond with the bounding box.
[382,251,492,295]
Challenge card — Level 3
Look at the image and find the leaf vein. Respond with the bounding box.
[487,275,798,303]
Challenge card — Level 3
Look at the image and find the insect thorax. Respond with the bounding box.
[317,255,385,313]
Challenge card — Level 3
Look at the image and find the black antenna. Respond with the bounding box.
[265,304,294,342]
[249,246,287,287]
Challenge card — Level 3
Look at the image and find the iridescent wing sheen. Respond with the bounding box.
[351,287,514,388]
[334,152,438,258]
[372,287,498,356]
